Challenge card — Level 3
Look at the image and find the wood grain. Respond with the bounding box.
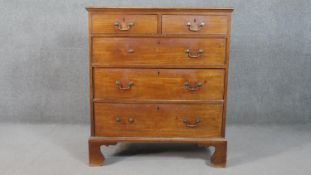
[86,7,234,11]
[162,15,228,35]
[89,136,227,166]
[87,7,233,167]
[94,103,223,137]
[88,139,117,166]
[93,68,225,101]
[92,14,158,34]
[92,37,226,66]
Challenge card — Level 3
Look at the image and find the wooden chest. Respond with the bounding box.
[86,7,233,167]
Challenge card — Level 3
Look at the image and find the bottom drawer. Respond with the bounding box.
[94,103,223,138]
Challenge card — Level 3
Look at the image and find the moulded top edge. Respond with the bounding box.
[85,6,234,12]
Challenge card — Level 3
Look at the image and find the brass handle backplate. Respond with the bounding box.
[115,116,136,124]
[128,117,135,123]
[127,48,135,53]
[186,19,205,32]
[184,80,204,91]
[183,117,201,128]
[115,80,134,90]
[114,17,135,31]
[185,49,204,58]
[115,117,122,123]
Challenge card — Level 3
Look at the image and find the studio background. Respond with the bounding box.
[1,1,311,175]
[1,0,310,124]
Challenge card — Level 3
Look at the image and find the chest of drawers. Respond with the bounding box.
[86,7,233,167]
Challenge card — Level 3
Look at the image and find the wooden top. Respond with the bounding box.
[86,6,234,12]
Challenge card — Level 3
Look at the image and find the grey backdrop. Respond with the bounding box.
[0,0,310,124]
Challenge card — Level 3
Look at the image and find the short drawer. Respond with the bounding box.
[93,68,225,101]
[162,15,228,35]
[91,14,158,34]
[94,103,223,137]
[92,37,226,67]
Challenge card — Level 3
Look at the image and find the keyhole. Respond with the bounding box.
[122,17,126,22]
[157,106,160,110]
[193,18,197,23]
[157,71,160,76]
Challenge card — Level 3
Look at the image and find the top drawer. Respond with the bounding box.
[91,14,158,34]
[162,15,228,35]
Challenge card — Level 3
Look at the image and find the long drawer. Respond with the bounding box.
[94,103,223,137]
[93,68,225,101]
[92,37,226,67]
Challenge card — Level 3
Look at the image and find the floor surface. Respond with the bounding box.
[0,123,310,175]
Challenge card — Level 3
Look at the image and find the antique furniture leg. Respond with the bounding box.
[198,139,227,167]
[89,137,226,167]
[88,138,117,166]
[207,140,227,167]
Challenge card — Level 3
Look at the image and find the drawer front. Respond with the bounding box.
[92,38,226,66]
[93,68,225,100]
[162,15,228,35]
[94,103,223,137]
[91,14,158,34]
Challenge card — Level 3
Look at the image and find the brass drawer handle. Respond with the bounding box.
[115,116,135,124]
[183,117,201,128]
[128,117,135,123]
[186,19,205,32]
[115,80,134,90]
[115,117,122,123]
[184,81,204,91]
[185,49,204,58]
[114,18,135,31]
[127,48,135,53]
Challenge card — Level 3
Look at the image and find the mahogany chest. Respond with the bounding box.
[86,7,233,167]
